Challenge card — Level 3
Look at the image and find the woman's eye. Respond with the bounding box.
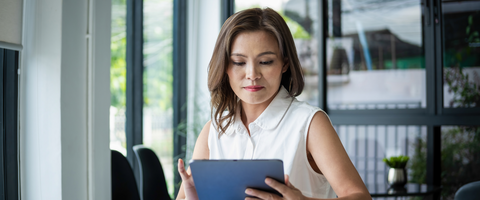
[232,62,245,66]
[260,60,274,65]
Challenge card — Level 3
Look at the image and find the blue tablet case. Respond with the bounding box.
[189,159,285,200]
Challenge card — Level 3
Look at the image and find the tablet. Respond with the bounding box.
[189,159,285,200]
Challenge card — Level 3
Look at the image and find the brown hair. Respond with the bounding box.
[207,7,305,134]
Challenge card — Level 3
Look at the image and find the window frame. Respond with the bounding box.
[125,0,144,183]
[173,0,188,195]
[0,48,19,200]
[221,0,235,25]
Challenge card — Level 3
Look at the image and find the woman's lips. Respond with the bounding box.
[244,85,264,92]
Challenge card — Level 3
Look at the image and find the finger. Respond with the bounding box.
[284,174,295,189]
[246,188,280,200]
[177,159,189,180]
[245,197,261,200]
[265,178,290,195]
[284,174,290,186]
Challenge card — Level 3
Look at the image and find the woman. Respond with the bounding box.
[176,8,371,200]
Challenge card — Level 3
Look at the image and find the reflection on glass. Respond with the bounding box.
[327,0,426,110]
[235,0,320,106]
[442,1,480,108]
[143,0,174,197]
[441,126,480,199]
[110,0,127,156]
[334,125,427,193]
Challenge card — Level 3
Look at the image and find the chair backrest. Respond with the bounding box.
[111,150,141,200]
[133,145,171,200]
[455,181,480,200]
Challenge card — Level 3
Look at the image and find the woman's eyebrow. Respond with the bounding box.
[230,51,277,58]
[231,53,246,57]
[257,51,276,57]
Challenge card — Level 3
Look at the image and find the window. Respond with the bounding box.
[0,48,19,200]
[335,125,427,191]
[110,0,127,155]
[142,0,174,195]
[326,0,426,110]
[440,126,480,199]
[442,1,480,109]
[233,0,480,199]
[110,0,181,198]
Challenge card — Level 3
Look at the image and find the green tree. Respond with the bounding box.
[111,1,127,108]
[410,67,480,199]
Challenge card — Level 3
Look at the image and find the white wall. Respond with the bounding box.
[20,0,111,199]
[21,0,64,198]
[186,0,221,161]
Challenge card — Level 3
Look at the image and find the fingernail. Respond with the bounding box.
[265,178,272,184]
[245,189,251,194]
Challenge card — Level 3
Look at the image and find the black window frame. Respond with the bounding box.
[221,0,235,25]
[125,0,144,177]
[0,48,19,200]
[173,0,188,195]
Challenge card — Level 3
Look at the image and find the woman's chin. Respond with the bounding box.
[239,94,275,106]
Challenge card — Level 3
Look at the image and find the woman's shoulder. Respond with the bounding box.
[288,98,332,126]
[290,98,325,115]
[200,120,212,137]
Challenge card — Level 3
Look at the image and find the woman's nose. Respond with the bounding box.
[246,64,261,80]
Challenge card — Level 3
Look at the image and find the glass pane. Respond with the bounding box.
[235,0,321,106]
[327,0,426,110]
[335,125,427,193]
[143,0,174,197]
[110,0,127,156]
[442,1,480,108]
[441,126,480,199]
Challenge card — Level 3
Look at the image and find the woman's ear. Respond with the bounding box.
[282,58,289,73]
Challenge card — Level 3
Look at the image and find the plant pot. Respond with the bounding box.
[387,186,407,194]
[387,168,407,187]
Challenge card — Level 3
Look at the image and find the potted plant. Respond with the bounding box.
[383,155,410,187]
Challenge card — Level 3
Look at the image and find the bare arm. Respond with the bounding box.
[176,120,211,200]
[245,111,371,200]
[307,112,371,200]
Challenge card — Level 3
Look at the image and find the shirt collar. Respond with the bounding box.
[228,86,293,134]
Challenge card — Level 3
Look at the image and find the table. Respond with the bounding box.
[367,183,442,198]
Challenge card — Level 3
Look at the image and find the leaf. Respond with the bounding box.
[383,155,410,168]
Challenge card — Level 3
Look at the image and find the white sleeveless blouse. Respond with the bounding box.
[208,87,337,198]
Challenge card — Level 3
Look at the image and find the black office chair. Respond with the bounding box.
[111,150,141,200]
[133,145,171,200]
[455,181,480,200]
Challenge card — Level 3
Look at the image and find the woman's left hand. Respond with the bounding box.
[245,175,307,200]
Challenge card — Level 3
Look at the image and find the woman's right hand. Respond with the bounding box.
[176,121,210,200]
[178,158,199,200]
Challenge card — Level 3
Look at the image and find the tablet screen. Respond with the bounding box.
[190,159,284,200]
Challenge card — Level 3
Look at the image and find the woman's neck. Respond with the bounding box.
[240,89,280,132]
[240,102,267,127]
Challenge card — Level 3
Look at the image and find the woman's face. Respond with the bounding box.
[227,30,288,106]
